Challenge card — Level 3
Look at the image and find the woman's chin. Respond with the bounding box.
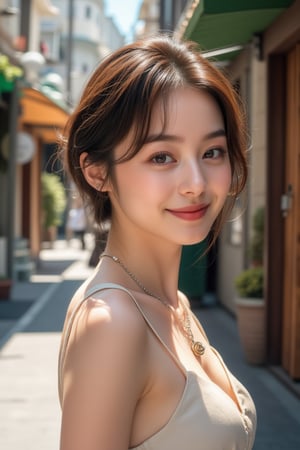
[180,234,209,246]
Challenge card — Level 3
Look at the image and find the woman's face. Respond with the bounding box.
[108,87,232,246]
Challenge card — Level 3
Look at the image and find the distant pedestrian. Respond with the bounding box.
[66,198,87,250]
[58,34,256,450]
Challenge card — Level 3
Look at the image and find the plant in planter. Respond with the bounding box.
[234,206,266,365]
[41,172,67,245]
[0,54,23,173]
[235,266,263,299]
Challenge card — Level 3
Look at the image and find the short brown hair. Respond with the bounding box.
[61,34,248,243]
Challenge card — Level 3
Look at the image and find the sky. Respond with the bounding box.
[105,0,143,42]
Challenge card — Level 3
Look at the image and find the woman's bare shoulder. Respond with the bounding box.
[65,285,149,365]
[60,287,149,449]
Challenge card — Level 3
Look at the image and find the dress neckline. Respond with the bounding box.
[83,283,243,412]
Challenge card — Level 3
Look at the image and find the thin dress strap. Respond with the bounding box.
[58,282,187,405]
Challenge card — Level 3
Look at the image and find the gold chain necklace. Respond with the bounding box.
[100,253,205,358]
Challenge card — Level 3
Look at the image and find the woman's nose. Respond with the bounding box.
[178,159,206,196]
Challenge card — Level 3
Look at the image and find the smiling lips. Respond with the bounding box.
[166,204,209,221]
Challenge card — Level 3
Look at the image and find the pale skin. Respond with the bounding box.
[60,87,240,450]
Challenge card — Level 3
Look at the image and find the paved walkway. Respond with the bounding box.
[0,238,300,449]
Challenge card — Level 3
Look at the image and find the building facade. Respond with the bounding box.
[40,0,124,106]
[0,0,125,289]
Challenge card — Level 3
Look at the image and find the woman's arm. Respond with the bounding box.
[60,291,148,450]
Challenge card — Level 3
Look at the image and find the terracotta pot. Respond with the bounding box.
[0,279,12,300]
[235,298,266,365]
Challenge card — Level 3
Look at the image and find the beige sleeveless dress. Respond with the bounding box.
[59,283,257,450]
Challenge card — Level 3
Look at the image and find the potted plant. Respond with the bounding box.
[41,172,67,246]
[234,207,266,365]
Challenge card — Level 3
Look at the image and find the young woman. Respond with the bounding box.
[58,35,256,450]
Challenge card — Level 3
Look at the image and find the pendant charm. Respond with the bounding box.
[191,341,205,357]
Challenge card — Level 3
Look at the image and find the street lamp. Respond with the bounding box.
[20,51,45,86]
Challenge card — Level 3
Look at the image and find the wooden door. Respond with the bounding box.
[282,43,300,379]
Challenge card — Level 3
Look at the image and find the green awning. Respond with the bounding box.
[0,73,14,93]
[178,0,294,60]
[0,54,23,93]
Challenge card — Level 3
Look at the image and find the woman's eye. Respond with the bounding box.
[151,152,174,164]
[204,148,226,159]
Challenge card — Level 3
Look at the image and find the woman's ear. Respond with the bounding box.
[79,152,110,192]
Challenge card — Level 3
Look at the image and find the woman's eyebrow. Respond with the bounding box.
[203,129,226,140]
[144,133,184,144]
[145,129,226,144]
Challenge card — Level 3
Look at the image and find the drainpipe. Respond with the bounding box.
[20,0,30,51]
[66,0,74,107]
[6,79,19,279]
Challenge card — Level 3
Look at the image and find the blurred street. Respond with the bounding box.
[0,236,299,450]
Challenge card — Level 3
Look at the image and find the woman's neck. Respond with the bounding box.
[104,226,182,307]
